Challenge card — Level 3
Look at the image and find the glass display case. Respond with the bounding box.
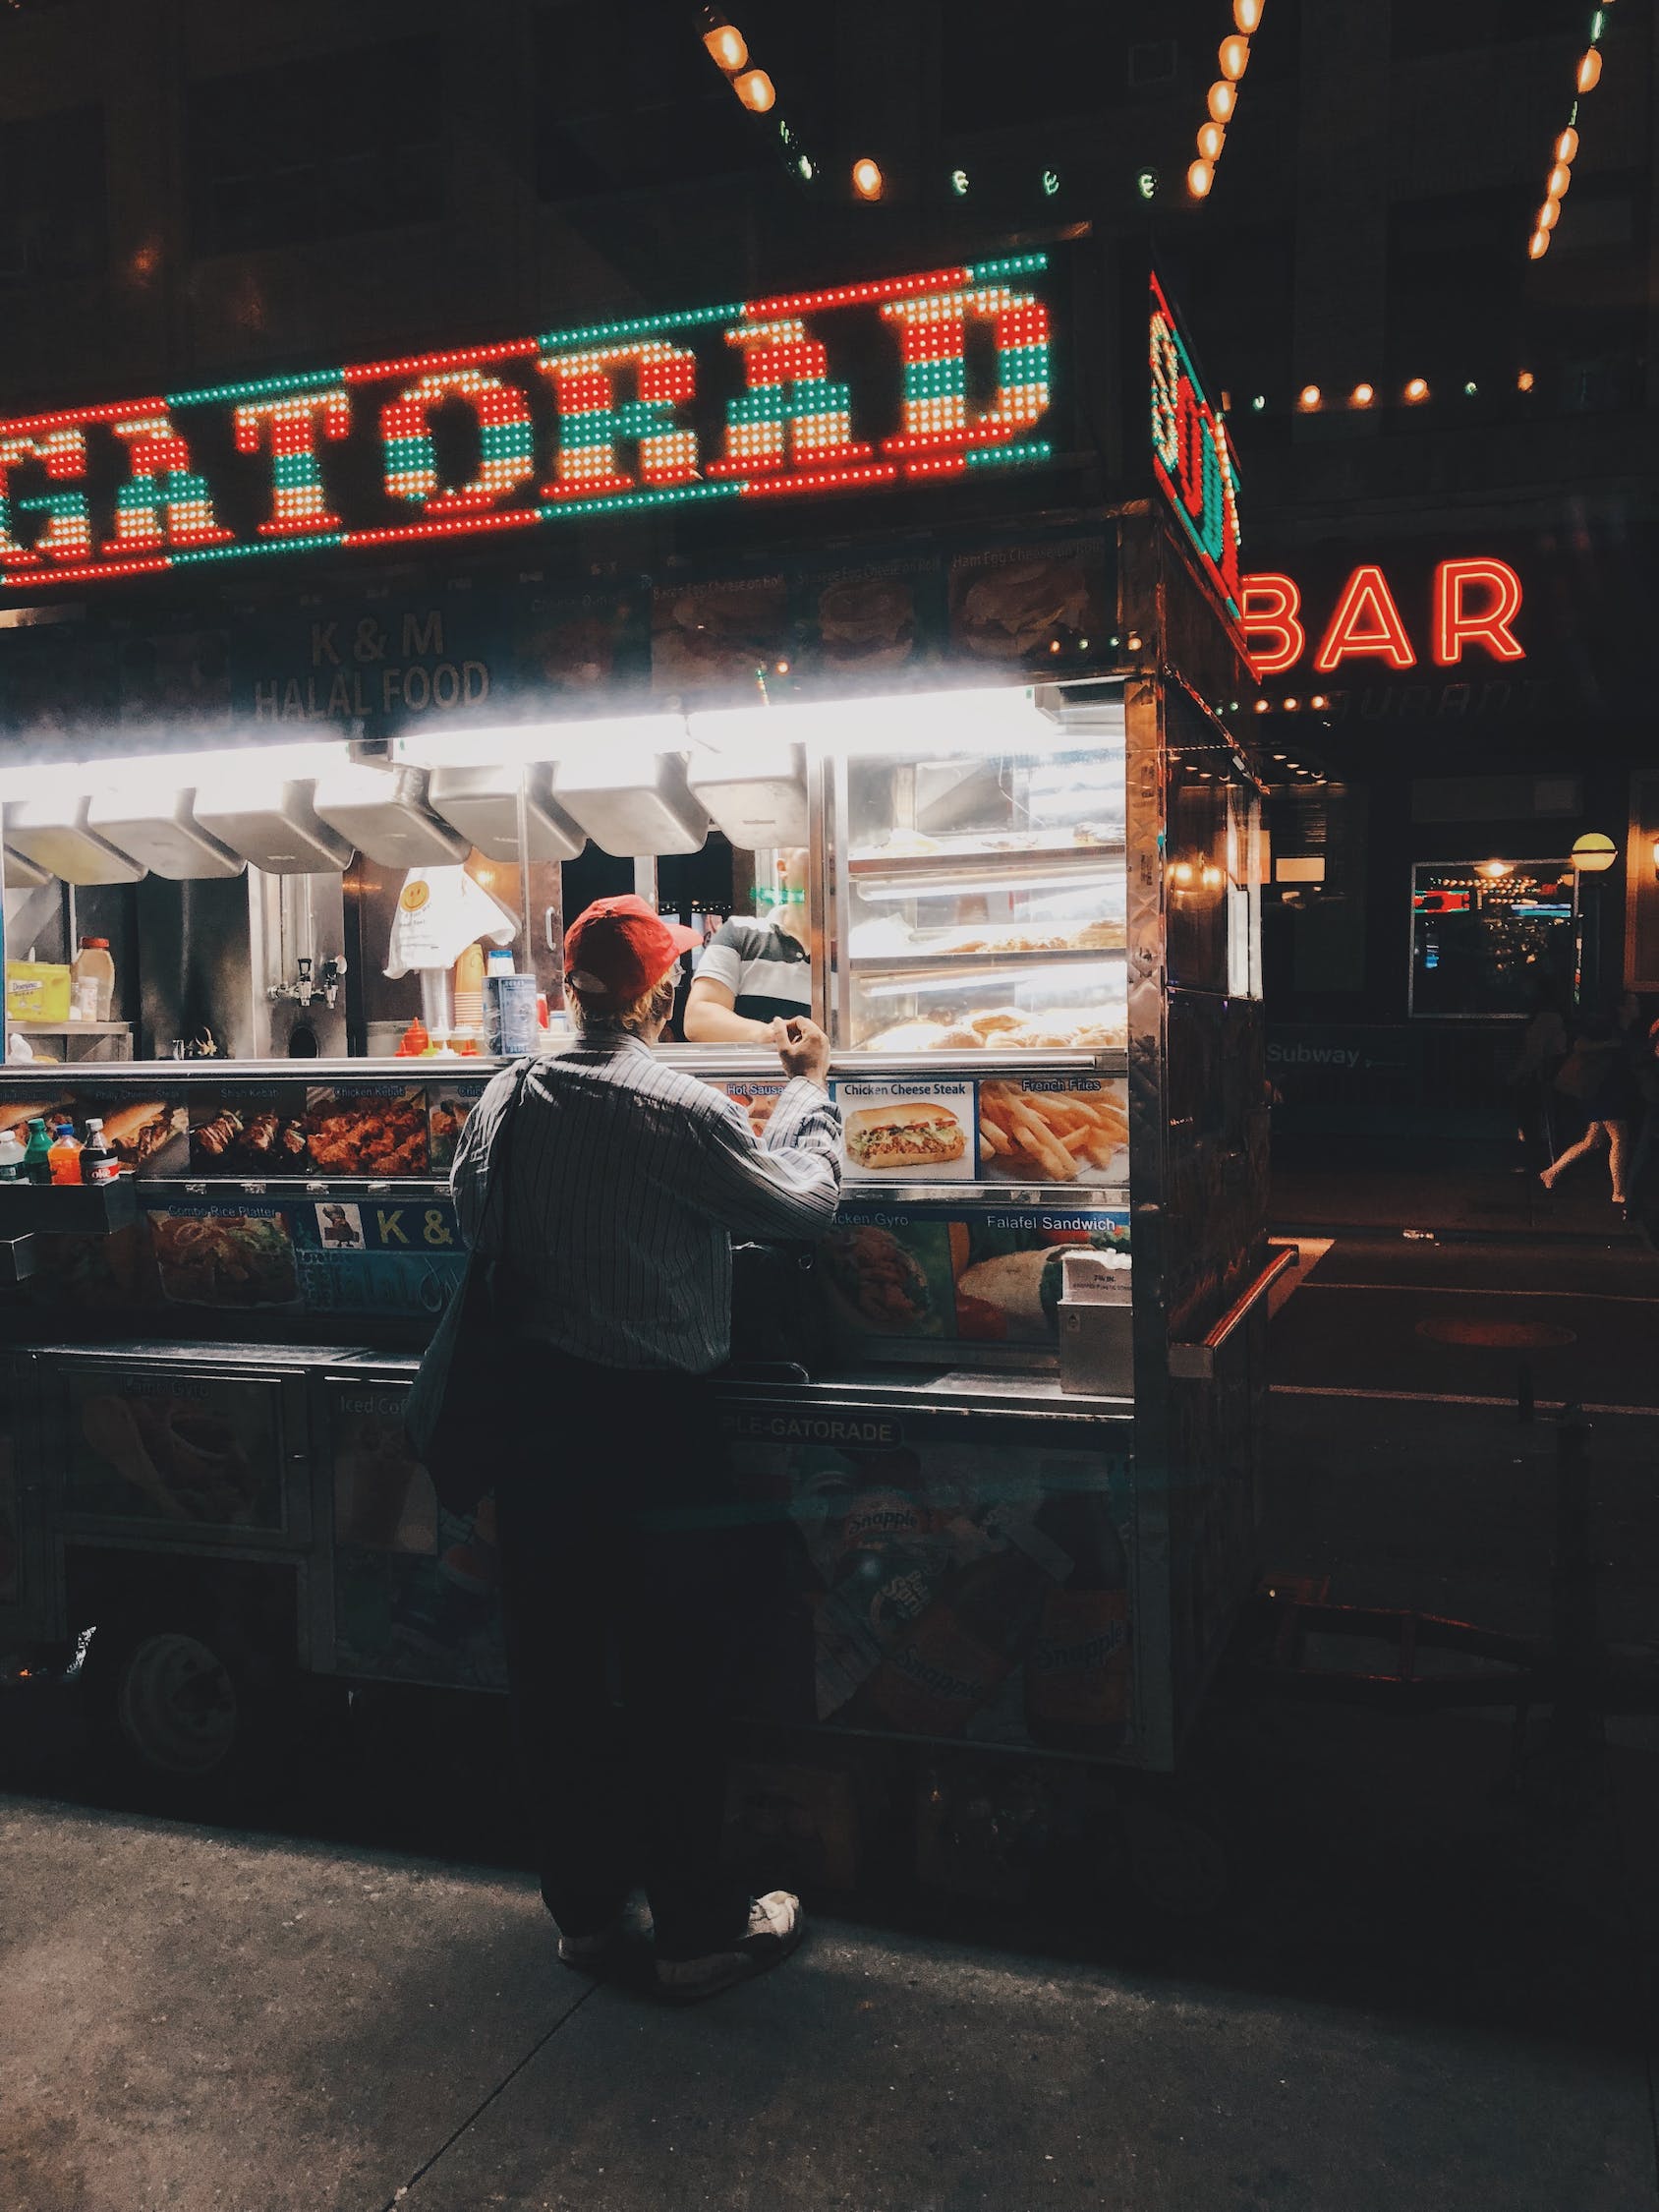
[830,696,1128,1054]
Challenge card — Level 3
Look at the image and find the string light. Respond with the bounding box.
[1403,377,1429,402]
[1188,5,1261,198]
[734,69,774,112]
[851,156,885,201]
[698,10,747,71]
[1527,3,1614,260]
[1350,382,1374,407]
[1296,384,1321,411]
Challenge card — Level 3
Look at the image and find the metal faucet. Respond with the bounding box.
[268,954,347,1010]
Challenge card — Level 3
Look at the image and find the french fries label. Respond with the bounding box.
[975,1077,1128,1191]
[833,1079,976,1184]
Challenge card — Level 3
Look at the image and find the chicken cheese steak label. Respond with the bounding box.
[833,1080,975,1184]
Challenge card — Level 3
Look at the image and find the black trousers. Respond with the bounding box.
[491,1351,752,1959]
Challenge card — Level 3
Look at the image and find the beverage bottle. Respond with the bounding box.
[73,936,115,1022]
[23,1118,53,1185]
[1024,1484,1132,1752]
[81,1118,120,1188]
[48,1122,84,1185]
[863,1531,1058,1739]
[0,1129,25,1181]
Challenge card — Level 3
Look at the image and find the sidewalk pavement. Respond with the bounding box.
[1271,1148,1649,1244]
[2,1791,1653,2212]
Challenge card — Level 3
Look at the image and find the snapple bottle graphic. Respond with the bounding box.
[1024,1484,1131,1752]
[863,1523,1059,1738]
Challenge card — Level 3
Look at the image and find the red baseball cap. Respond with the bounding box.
[562,895,701,1012]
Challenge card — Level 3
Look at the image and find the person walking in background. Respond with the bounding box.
[1540,1003,1639,1210]
[1510,979,1569,1167]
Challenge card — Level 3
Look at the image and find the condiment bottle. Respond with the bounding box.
[0,1129,25,1182]
[81,1118,120,1188]
[73,937,115,1022]
[23,1118,53,1185]
[396,1017,429,1058]
[48,1122,84,1185]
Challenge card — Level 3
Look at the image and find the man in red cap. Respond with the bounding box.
[452,894,840,2001]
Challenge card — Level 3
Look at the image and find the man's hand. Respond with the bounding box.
[776,1016,831,1089]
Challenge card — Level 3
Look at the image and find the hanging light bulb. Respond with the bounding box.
[1208,79,1237,122]
[699,13,748,72]
[1233,0,1264,29]
[1516,369,1536,391]
[1219,33,1250,78]
[1536,199,1559,231]
[1527,228,1551,261]
[1404,376,1429,402]
[1547,161,1572,199]
[734,68,774,111]
[1187,156,1216,198]
[1351,381,1374,407]
[1297,384,1321,411]
[1576,46,1602,92]
[851,155,885,200]
[1198,120,1227,160]
[1555,126,1580,164]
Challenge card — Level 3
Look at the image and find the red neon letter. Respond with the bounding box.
[0,426,90,568]
[102,409,235,555]
[1313,563,1416,671]
[1240,572,1305,674]
[1433,557,1523,665]
[235,389,352,537]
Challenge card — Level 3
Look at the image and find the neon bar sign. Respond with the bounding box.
[1149,268,1242,627]
[0,255,1054,597]
[1241,560,1524,675]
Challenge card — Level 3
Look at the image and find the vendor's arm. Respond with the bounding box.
[682,974,780,1045]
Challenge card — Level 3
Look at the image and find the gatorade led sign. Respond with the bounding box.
[1241,560,1525,675]
[1149,269,1243,631]
[0,254,1055,597]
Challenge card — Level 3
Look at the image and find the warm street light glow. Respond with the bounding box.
[1528,229,1551,261]
[1403,377,1429,401]
[1517,369,1536,391]
[1555,127,1579,163]
[701,17,748,71]
[1198,121,1227,159]
[851,156,884,200]
[1208,80,1237,122]
[1537,199,1560,230]
[1576,46,1602,92]
[1297,384,1320,411]
[1187,156,1215,198]
[1233,0,1264,28]
[1351,382,1374,407]
[1219,33,1250,78]
[734,68,774,110]
[1547,162,1572,200]
[1571,832,1618,874]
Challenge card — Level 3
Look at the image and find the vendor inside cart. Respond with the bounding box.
[682,846,813,1045]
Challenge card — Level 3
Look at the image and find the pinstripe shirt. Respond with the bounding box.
[451,1032,842,1372]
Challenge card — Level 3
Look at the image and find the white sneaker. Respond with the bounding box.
[655,1892,805,2003]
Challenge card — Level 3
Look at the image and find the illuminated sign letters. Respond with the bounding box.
[0,256,1055,598]
[1241,558,1525,676]
[1149,269,1243,627]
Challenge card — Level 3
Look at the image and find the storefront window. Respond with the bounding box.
[1408,858,1575,1018]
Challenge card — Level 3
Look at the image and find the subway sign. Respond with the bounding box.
[0,254,1057,597]
[1149,268,1243,631]
[1241,559,1524,675]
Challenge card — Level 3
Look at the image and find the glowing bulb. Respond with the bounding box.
[1547,162,1572,200]
[1250,393,1265,411]
[950,167,970,197]
[1187,156,1215,199]
[1207,80,1236,122]
[1219,33,1250,79]
[1283,696,1299,712]
[1351,381,1374,407]
[1478,860,1512,879]
[1297,383,1321,411]
[1516,369,1535,392]
[1404,376,1429,402]
[1198,121,1227,160]
[797,154,813,180]
[702,19,748,72]
[734,68,774,111]
[1171,860,1194,886]
[1042,168,1061,197]
[1537,199,1559,231]
[1555,127,1579,164]
[1253,698,1271,713]
[1527,229,1551,261]
[1233,0,1264,29]
[1576,47,1602,92]
[1309,695,1329,711]
[851,155,884,200]
[1463,380,1478,396]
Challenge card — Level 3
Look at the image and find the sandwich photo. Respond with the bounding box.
[652,578,787,689]
[845,1100,966,1172]
[100,1099,185,1168]
[815,576,915,669]
[952,555,1092,662]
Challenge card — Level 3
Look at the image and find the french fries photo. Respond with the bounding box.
[979,1081,1128,1185]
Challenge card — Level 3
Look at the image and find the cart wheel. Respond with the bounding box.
[1122,1803,1232,1919]
[84,1613,285,1801]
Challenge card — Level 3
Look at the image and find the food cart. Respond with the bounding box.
[0,237,1272,1835]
